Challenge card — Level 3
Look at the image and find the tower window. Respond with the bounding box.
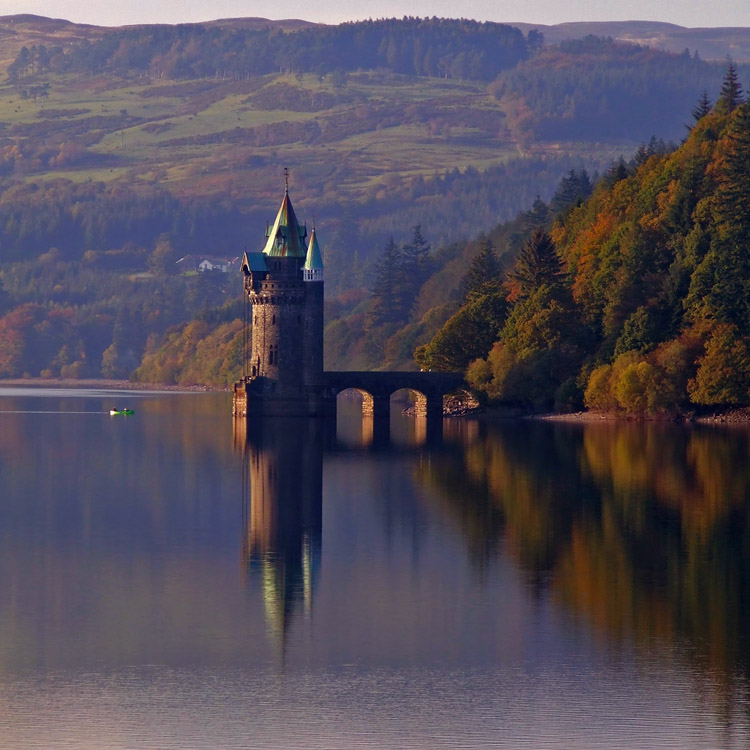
[272,314,276,325]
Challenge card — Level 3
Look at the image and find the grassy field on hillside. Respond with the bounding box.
[1,70,537,201]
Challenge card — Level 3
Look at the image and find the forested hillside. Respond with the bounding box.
[492,37,738,143]
[13,18,536,82]
[418,69,750,414]
[511,20,750,62]
[0,15,749,385]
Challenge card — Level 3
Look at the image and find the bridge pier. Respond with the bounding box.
[361,395,391,446]
[425,394,444,422]
[371,395,392,422]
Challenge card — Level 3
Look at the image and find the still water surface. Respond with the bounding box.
[0,388,749,748]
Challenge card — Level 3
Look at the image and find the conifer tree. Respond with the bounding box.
[550,170,593,216]
[716,102,750,242]
[691,90,712,122]
[507,229,564,300]
[401,225,431,276]
[367,237,403,328]
[524,196,550,231]
[399,224,432,316]
[717,59,744,113]
[461,238,502,301]
[604,157,629,187]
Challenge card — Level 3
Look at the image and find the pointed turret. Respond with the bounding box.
[262,190,307,258]
[303,227,324,282]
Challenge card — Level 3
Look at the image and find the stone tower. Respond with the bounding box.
[234,184,327,417]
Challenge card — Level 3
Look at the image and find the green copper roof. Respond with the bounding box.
[262,191,307,258]
[241,251,267,273]
[304,227,324,270]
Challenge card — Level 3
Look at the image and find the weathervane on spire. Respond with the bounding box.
[283,167,290,194]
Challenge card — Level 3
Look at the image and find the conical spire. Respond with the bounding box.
[262,191,307,258]
[304,227,324,271]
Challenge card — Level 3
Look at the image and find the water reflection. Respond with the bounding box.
[240,419,326,652]
[236,410,437,653]
[421,420,750,705]
[2,389,750,746]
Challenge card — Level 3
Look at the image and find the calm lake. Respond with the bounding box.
[0,387,749,748]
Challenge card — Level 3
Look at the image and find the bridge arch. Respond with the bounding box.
[335,387,377,417]
[321,370,467,438]
[390,387,429,418]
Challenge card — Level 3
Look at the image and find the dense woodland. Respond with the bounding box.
[7,19,537,83]
[417,66,750,414]
[493,37,747,143]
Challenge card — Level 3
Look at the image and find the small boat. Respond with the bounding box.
[109,408,135,416]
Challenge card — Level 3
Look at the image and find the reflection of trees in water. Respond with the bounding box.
[419,420,750,693]
[421,422,591,576]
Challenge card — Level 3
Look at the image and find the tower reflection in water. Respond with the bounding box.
[236,404,445,650]
[238,418,330,650]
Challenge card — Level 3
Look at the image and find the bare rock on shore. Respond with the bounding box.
[401,392,482,417]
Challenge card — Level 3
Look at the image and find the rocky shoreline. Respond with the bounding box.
[526,407,750,424]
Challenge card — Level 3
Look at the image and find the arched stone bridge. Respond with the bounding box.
[323,371,466,421]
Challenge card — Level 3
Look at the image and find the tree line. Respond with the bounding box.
[8,18,538,83]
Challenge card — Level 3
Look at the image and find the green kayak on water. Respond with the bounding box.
[109,408,135,416]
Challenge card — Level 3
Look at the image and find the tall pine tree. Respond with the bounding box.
[691,90,712,122]
[461,238,502,301]
[717,59,744,113]
[550,170,593,216]
[507,229,564,300]
[367,237,404,328]
[524,196,550,232]
[399,224,432,318]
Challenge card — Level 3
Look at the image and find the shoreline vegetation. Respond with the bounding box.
[533,408,750,424]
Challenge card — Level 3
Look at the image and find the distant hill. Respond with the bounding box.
[0,14,317,68]
[200,17,319,32]
[0,14,102,67]
[511,20,750,62]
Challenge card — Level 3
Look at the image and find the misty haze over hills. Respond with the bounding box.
[512,20,750,61]
[2,15,750,62]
